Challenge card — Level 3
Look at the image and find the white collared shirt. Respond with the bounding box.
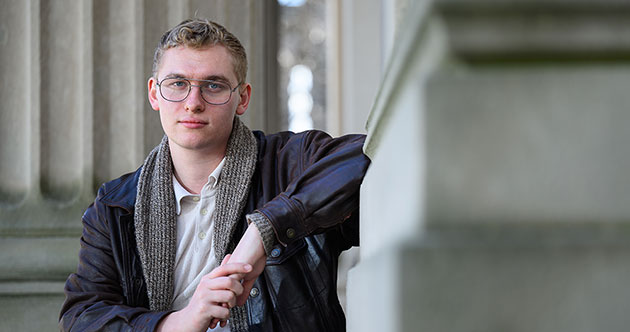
[171,159,230,332]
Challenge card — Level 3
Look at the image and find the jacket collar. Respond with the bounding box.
[99,167,142,213]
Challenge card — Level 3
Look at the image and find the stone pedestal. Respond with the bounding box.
[348,1,630,331]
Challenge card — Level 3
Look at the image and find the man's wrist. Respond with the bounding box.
[245,212,277,256]
[155,311,178,332]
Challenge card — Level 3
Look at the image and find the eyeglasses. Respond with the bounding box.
[155,77,242,105]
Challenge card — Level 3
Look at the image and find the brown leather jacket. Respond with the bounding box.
[59,130,370,331]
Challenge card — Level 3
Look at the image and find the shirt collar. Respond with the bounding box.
[207,157,226,190]
[172,158,226,215]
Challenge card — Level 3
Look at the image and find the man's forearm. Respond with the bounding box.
[230,223,267,264]
[228,223,268,305]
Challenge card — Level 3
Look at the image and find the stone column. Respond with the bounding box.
[348,0,630,331]
[0,1,277,330]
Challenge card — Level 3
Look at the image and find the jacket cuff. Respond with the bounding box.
[246,211,277,256]
[257,194,309,246]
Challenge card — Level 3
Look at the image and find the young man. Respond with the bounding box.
[60,18,369,332]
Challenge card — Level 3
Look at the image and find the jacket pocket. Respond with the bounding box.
[261,235,341,331]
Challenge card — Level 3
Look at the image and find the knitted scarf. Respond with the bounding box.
[134,118,258,331]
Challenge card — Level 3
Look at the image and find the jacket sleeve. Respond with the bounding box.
[59,188,169,332]
[251,130,370,250]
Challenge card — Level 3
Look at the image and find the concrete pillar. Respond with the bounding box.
[0,1,277,330]
[326,0,384,136]
[348,0,630,331]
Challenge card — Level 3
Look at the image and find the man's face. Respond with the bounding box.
[148,45,251,154]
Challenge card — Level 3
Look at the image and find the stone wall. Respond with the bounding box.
[0,1,278,330]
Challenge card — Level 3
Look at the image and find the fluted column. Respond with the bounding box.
[0,1,278,330]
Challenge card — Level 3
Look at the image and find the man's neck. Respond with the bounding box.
[169,143,226,194]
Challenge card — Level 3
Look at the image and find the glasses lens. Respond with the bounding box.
[160,78,190,102]
[200,81,232,105]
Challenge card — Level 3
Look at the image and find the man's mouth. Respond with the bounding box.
[179,118,208,129]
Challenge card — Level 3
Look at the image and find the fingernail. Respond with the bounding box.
[244,264,252,272]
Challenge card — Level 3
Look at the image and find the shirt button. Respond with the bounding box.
[201,209,208,215]
[198,232,206,240]
[192,196,200,202]
[250,287,260,298]
[270,248,282,258]
[286,228,296,239]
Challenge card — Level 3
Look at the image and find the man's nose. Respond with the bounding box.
[185,85,206,113]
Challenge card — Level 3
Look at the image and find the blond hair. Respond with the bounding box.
[152,18,248,83]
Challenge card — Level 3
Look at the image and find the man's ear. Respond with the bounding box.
[148,77,160,111]
[235,83,252,116]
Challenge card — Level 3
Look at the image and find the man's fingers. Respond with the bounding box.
[199,277,244,299]
[206,289,238,307]
[207,305,231,321]
[209,303,230,329]
[236,278,257,306]
[210,318,228,329]
[221,254,232,266]
[208,263,252,279]
[209,317,223,329]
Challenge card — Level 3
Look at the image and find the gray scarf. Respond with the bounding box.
[134,117,258,331]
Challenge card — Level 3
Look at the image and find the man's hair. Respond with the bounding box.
[152,18,248,84]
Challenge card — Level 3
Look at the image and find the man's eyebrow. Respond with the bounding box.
[202,75,231,83]
[162,73,232,83]
[163,73,186,79]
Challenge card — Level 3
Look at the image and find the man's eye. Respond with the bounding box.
[165,80,188,89]
[203,81,228,92]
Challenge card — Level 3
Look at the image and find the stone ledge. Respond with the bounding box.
[0,281,65,296]
[364,0,630,158]
[441,9,630,61]
[437,0,630,10]
[0,195,90,235]
[418,222,630,249]
[348,239,630,332]
[0,293,65,331]
[0,237,79,280]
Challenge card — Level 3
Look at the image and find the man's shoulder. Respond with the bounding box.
[252,129,332,150]
[253,129,365,143]
[252,129,303,142]
[252,129,366,156]
[95,167,142,212]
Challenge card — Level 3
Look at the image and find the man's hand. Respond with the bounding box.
[156,262,252,332]
[227,222,267,306]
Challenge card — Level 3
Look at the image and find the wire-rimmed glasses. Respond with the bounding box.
[156,77,242,105]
